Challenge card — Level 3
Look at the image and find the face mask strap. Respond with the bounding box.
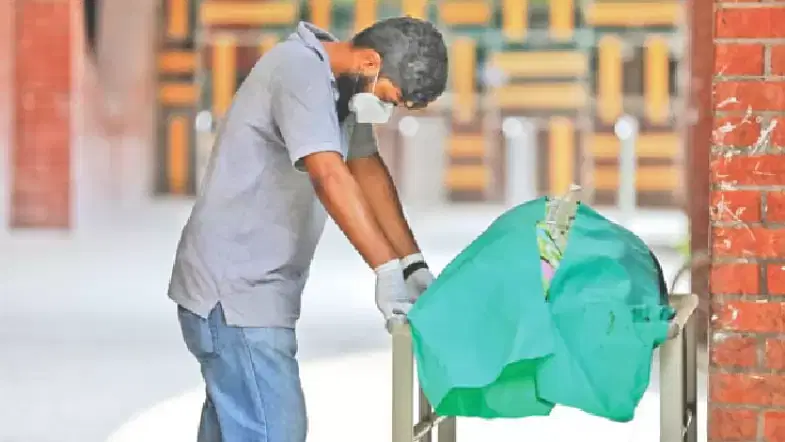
[369,69,380,95]
[349,65,391,124]
[352,73,361,96]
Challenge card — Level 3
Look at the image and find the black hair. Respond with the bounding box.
[351,17,448,109]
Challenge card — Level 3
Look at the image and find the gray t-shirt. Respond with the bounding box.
[168,22,378,328]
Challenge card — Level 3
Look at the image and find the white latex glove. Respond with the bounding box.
[374,259,413,321]
[402,253,435,301]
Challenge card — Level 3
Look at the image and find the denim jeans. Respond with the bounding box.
[177,304,307,442]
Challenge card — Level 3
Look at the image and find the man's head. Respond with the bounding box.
[327,17,449,122]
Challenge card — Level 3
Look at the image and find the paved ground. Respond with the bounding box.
[0,199,694,442]
[108,351,707,442]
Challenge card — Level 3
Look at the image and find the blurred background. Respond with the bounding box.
[0,0,708,441]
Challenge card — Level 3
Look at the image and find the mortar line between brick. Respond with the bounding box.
[716,2,785,8]
[760,257,770,297]
[757,411,764,442]
[716,38,785,44]
[715,111,785,118]
[711,326,785,339]
[715,75,785,80]
[766,44,773,77]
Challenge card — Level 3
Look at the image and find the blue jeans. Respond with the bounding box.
[177,304,307,442]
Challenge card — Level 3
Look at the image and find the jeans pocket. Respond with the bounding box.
[241,326,299,359]
[177,305,218,361]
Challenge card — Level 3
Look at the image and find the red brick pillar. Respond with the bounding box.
[710,4,785,441]
[10,0,76,229]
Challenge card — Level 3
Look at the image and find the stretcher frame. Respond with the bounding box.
[388,293,698,442]
[388,186,699,442]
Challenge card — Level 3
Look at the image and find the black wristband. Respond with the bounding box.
[403,261,429,280]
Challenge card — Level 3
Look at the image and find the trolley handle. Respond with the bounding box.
[666,293,699,340]
[386,315,409,334]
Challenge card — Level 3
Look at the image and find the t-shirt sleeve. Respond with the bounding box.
[347,122,379,160]
[270,51,342,171]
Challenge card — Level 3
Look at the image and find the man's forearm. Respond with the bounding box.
[304,152,398,269]
[348,154,420,258]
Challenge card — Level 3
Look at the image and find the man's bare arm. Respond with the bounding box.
[347,153,420,258]
[302,151,398,269]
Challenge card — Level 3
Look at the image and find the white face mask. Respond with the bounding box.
[348,70,395,124]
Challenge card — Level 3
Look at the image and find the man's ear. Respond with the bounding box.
[352,48,381,75]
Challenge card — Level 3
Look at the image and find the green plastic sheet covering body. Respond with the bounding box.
[406,197,675,422]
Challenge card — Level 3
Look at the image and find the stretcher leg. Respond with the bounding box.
[437,417,457,442]
[659,293,699,442]
[684,311,698,442]
[419,389,432,442]
[391,318,414,442]
[390,317,456,442]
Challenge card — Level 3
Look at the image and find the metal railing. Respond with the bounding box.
[500,114,666,215]
[614,115,639,224]
[397,112,682,210]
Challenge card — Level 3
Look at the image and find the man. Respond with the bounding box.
[168,18,449,442]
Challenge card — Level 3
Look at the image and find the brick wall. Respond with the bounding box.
[10,0,75,228]
[710,4,785,441]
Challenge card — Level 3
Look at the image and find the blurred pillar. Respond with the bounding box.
[398,116,447,208]
[95,0,157,134]
[614,115,639,224]
[0,0,13,228]
[502,117,537,206]
[10,0,78,229]
[95,0,158,204]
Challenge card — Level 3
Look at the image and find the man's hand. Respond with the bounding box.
[374,260,413,320]
[402,253,435,301]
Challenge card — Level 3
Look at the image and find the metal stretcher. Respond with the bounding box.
[388,187,699,442]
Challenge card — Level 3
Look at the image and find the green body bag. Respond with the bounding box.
[406,197,674,422]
